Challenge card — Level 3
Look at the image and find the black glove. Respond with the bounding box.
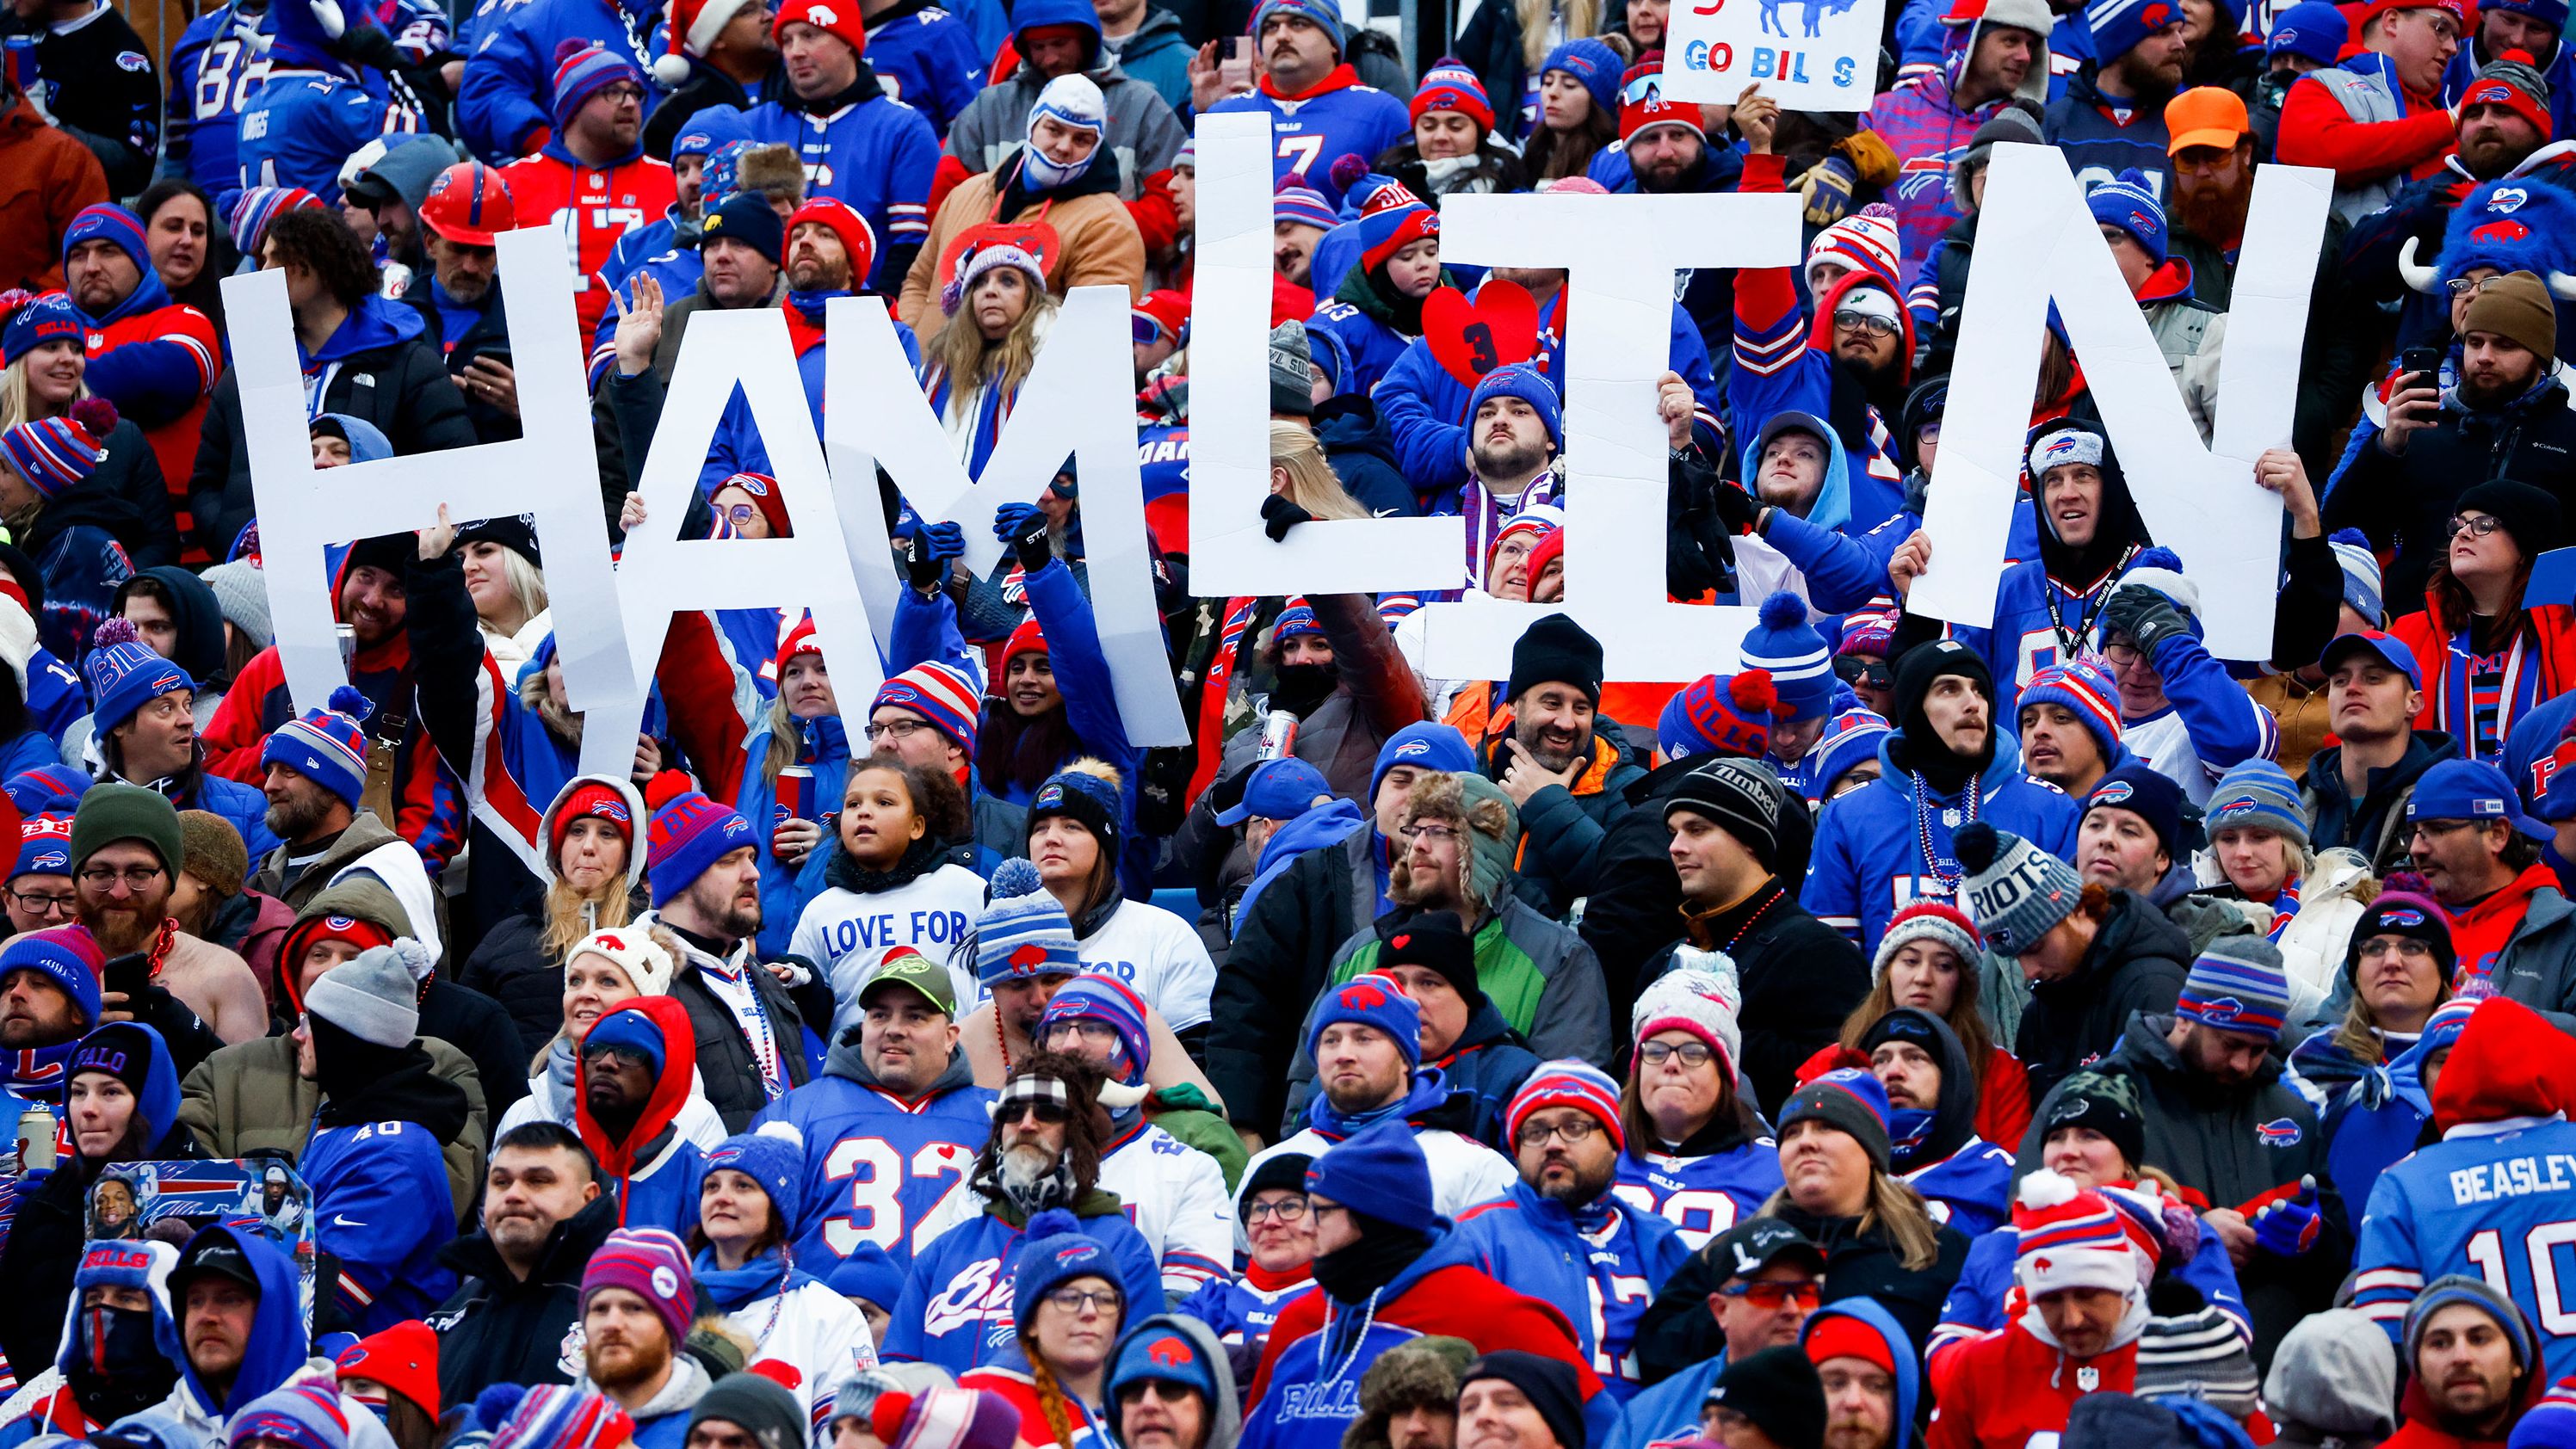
[904,519,963,589]
[1261,495,1314,541]
[1710,480,1763,535]
[330,17,402,71]
[2100,583,2192,658]
[995,503,1052,571]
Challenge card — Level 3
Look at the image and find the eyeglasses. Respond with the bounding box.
[7,887,74,916]
[1244,1198,1309,1224]
[1515,1116,1603,1149]
[1714,1279,1822,1310]
[1638,1039,1716,1069]
[2447,275,2504,296]
[721,503,766,527]
[862,718,931,742]
[77,866,164,892]
[2446,514,2505,539]
[2408,818,2478,840]
[1044,1286,1123,1315]
[1399,822,1461,845]
[1832,309,1900,339]
[1004,1098,1071,1124]
[2359,937,2436,959]
[1046,1020,1120,1045]
[2101,639,2143,667]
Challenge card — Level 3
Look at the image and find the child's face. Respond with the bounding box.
[1387,237,1442,300]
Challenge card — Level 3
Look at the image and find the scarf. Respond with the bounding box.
[825,834,944,894]
[3,1041,79,1099]
[689,1243,815,1313]
[2428,612,2550,763]
[785,289,840,356]
[2262,879,2301,943]
[1887,1107,1938,1168]
[1311,1222,1430,1303]
[543,1034,579,1104]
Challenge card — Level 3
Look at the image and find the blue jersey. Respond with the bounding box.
[1901,1138,2016,1237]
[237,67,410,201]
[862,3,985,136]
[883,1205,1164,1374]
[1610,1140,1783,1252]
[2352,1114,2576,1380]
[610,1139,704,1236]
[739,95,938,290]
[1453,1183,1690,1401]
[752,1075,994,1273]
[305,1119,459,1334]
[1928,1213,2249,1367]
[1307,299,1412,402]
[1176,1273,1319,1347]
[1208,74,1411,205]
[165,5,271,192]
[1802,729,2081,951]
[1947,546,2159,703]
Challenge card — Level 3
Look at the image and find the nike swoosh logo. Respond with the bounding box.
[331,1215,367,1228]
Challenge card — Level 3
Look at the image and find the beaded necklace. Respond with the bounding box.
[1912,769,1979,892]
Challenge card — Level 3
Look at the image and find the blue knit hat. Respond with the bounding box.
[2177,934,2292,1042]
[582,1004,667,1072]
[2084,761,2186,861]
[1370,722,1475,807]
[671,104,751,161]
[1251,0,1343,54]
[261,685,374,809]
[1307,972,1422,1068]
[0,290,83,367]
[2265,0,2347,61]
[63,203,151,278]
[1040,973,1152,1084]
[975,858,1081,984]
[2205,759,2308,849]
[645,773,757,908]
[549,40,640,137]
[15,812,71,880]
[1738,592,1833,723]
[7,765,90,816]
[83,620,197,731]
[2085,0,2184,64]
[2406,1276,2538,1379]
[2328,528,2385,623]
[0,923,102,1030]
[1107,1321,1222,1409]
[1029,764,1122,852]
[1538,38,1622,117]
[825,1242,904,1309]
[701,1122,806,1224]
[2086,171,2169,266]
[1305,1120,1436,1232]
[1013,1208,1123,1331]
[226,1384,351,1449]
[1659,671,1782,761]
[1807,708,1891,797]
[1468,361,1562,453]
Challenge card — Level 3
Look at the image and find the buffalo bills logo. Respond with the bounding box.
[2379,907,2426,927]
[2123,207,2157,233]
[1036,785,1066,808]
[325,916,358,929]
[1008,944,1053,972]
[2042,435,2085,459]
[591,801,631,823]
[720,816,752,838]
[2257,1119,2302,1146]
[1055,1244,1096,1266]
[2032,1256,2053,1273]
[2213,795,2261,817]
[2470,219,2533,244]
[651,1266,680,1298]
[2140,2,2171,23]
[1395,738,1431,759]
[29,850,64,871]
[2490,186,2530,213]
[1147,1335,1192,1366]
[596,933,627,952]
[149,672,186,693]
[2197,996,2250,1023]
[738,477,771,497]
[1338,981,1393,1010]
[2092,780,2135,805]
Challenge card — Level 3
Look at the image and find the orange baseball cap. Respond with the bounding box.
[2166,86,2252,153]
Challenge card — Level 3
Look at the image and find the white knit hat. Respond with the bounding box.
[1631,960,1744,1076]
[569,926,676,998]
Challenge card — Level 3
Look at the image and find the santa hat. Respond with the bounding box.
[654,0,765,83]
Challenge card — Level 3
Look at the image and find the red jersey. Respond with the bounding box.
[497,146,676,339]
[85,302,220,559]
[1928,1321,2139,1449]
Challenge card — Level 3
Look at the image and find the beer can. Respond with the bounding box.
[15,1103,55,1175]
[2,38,37,98]
[779,763,815,821]
[1257,709,1299,761]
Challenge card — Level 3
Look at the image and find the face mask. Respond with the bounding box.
[1020,128,1101,190]
[82,1304,161,1379]
[1270,662,1337,717]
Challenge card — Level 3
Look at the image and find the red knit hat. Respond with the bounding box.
[2459,50,2552,138]
[1617,56,1703,147]
[1524,525,1566,596]
[280,914,398,1012]
[788,198,879,288]
[337,1321,440,1420]
[551,780,636,858]
[775,616,824,677]
[772,0,866,54]
[1803,1315,1894,1376]
[716,471,793,539]
[1004,614,1048,663]
[1358,183,1440,276]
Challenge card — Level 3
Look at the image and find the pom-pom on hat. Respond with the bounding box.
[1659,671,1782,761]
[83,615,195,731]
[1739,592,1834,723]
[974,858,1081,984]
[2085,169,2170,266]
[262,685,374,810]
[1955,822,2084,957]
[1632,964,1743,1075]
[1410,59,1493,132]
[643,771,757,909]
[1273,182,1338,232]
[2462,48,2554,140]
[2,402,114,502]
[2012,1168,2155,1297]
[1504,1059,1624,1151]
[655,0,767,83]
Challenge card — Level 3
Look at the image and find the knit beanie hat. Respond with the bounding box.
[2406,1276,2537,1378]
[2012,1168,2154,1297]
[1411,59,1493,131]
[1739,594,1833,723]
[1804,207,1904,292]
[583,1002,668,1074]
[1381,910,1479,1006]
[1305,1120,1436,1232]
[2457,477,2565,558]
[1632,965,1743,1076]
[583,1227,695,1348]
[71,781,187,877]
[1269,318,1318,416]
[1040,974,1152,1084]
[1108,1320,1223,1412]
[1011,1208,1121,1331]
[176,811,247,897]
[306,940,425,1047]
[1873,900,1983,977]
[1955,822,2084,957]
[703,191,785,267]
[226,1384,351,1449]
[1503,612,1605,707]
[2328,528,2385,624]
[1371,723,1476,805]
[1504,1059,1624,1152]
[1357,186,1439,276]
[2036,1069,2147,1168]
[2,403,113,501]
[2462,50,2554,140]
[63,203,150,276]
[1618,58,1702,146]
[15,812,72,881]
[701,1121,806,1225]
[2205,759,2308,850]
[201,558,274,650]
[873,661,983,756]
[2464,271,2559,361]
[2133,1304,2261,1419]
[2083,763,2186,863]
[548,780,638,865]
[1951,103,2045,204]
[2265,0,2346,62]
[2511,1378,2576,1449]
[489,1386,637,1449]
[1707,1347,1826,1449]
[1460,1353,1585,1449]
[1809,708,1892,796]
[262,686,374,810]
[1309,972,1421,1067]
[0,289,83,367]
[1468,362,1564,456]
[687,1373,805,1449]
[1273,184,1336,231]
[868,1389,1020,1449]
[83,618,195,732]
[67,1020,167,1122]
[2176,934,2292,1043]
[1659,671,1782,761]
[1663,755,1785,871]
[644,772,757,909]
[2344,877,2455,983]
[2085,0,2184,65]
[336,1319,441,1420]
[974,859,1081,984]
[2016,659,2123,764]
[2085,170,2169,266]
[826,1242,905,1310]
[1779,1068,1893,1170]
[1028,761,1121,854]
[1251,0,1343,54]
[547,40,639,135]
[1538,38,1622,116]
[1890,638,1992,736]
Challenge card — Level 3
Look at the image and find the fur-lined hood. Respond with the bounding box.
[1342,1336,1477,1449]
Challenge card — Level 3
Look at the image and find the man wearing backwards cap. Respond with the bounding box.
[2019,933,2346,1360]
[2401,757,2576,1003]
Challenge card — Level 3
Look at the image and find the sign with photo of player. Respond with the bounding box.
[88,1159,319,1332]
[1660,0,1887,111]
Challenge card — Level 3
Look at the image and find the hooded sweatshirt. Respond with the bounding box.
[0,1238,180,1438]
[1452,1179,1690,1402]
[144,1224,310,1438]
[1873,1007,2017,1236]
[574,996,709,1236]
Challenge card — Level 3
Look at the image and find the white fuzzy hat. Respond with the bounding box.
[569,926,676,998]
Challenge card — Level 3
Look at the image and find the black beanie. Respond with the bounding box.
[1506,614,1605,706]
[342,533,414,581]
[1892,638,1992,731]
[1239,1151,1315,1223]
[704,191,784,265]
[1381,909,1480,1006]
[1461,1352,1587,1449]
[1707,1346,1826,1449]
[1663,757,1783,872]
[2036,1069,2147,1171]
[2456,478,2563,559]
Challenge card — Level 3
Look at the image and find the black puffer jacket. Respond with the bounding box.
[427,1189,621,1402]
[460,882,652,1063]
[0,1098,207,1383]
[89,416,179,570]
[2014,890,2191,1100]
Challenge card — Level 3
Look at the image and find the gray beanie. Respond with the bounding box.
[1955,822,2085,957]
[2132,1304,2261,1420]
[201,560,274,651]
[1269,320,1315,417]
[304,940,426,1047]
[1953,103,2044,207]
[2263,1309,2397,1440]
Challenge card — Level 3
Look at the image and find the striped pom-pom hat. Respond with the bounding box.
[1504,1059,1625,1152]
[261,684,374,809]
[873,660,983,756]
[974,858,1080,985]
[490,1385,638,1449]
[2011,1168,2153,1298]
[1,409,110,501]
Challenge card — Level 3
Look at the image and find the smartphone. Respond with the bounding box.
[1223,34,1243,59]
[102,953,149,1003]
[2400,347,2442,383]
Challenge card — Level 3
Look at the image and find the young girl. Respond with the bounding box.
[790,759,991,1010]
[1310,193,1450,400]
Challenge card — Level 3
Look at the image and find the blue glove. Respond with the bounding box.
[994,503,1050,570]
[922,520,965,562]
[2250,1175,2323,1257]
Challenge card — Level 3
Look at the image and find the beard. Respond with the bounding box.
[2460,366,2536,410]
[996,1140,1075,1214]
[1832,349,1900,408]
[266,787,338,842]
[1388,853,1466,912]
[2173,176,2252,249]
[586,1332,670,1393]
[81,899,165,955]
[1470,435,1550,485]
[1532,1153,1615,1205]
[787,256,851,292]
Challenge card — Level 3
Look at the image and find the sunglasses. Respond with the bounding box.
[1714,1279,1822,1309]
[1004,1097,1071,1124]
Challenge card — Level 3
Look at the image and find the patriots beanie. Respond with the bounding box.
[1306,1120,1436,1232]
[1308,972,1422,1067]
[2176,934,2292,1042]
[1739,592,1834,722]
[262,685,374,809]
[1504,1059,1624,1151]
[1955,822,2084,957]
[974,858,1080,984]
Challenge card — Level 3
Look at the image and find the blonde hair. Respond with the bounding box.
[1269,422,1372,521]
[760,691,800,789]
[1759,1169,1943,1272]
[0,356,83,434]
[928,281,1058,425]
[1519,0,1603,69]
[492,547,549,629]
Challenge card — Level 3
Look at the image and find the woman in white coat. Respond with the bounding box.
[690,1125,880,1425]
[2196,760,2374,1032]
[496,925,728,1150]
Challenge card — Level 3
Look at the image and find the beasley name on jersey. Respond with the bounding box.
[2352,1117,2576,1375]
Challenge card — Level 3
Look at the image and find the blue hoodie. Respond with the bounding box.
[154,1224,309,1422]
[455,0,659,160]
[1239,800,1367,924]
[1801,1298,1918,1430]
[2298,1027,2434,1236]
[1451,1181,1689,1402]
[880,1201,1164,1375]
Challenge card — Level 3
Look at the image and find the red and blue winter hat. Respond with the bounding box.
[873,660,983,756]
[226,1384,352,1449]
[644,771,757,908]
[548,40,641,136]
[61,204,150,275]
[1410,59,1493,132]
[490,1385,637,1449]
[3,406,113,502]
[1659,669,1781,762]
[1307,971,1422,1067]
[1357,185,1439,276]
[262,685,374,810]
[1504,1059,1624,1151]
[83,617,196,732]
[14,812,71,881]
[0,290,83,367]
[0,923,102,1029]
[580,1226,695,1347]
[2016,657,2123,763]
[1779,1068,1891,1169]
[1041,973,1152,1084]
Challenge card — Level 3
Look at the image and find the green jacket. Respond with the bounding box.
[1327,898,1614,1069]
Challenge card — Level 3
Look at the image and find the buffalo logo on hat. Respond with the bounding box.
[2470,219,2534,245]
[1008,944,1052,972]
[1395,737,1431,758]
[2091,780,2134,805]
[2490,186,2530,213]
[325,916,357,929]
[2213,794,2261,817]
[2140,2,2171,22]
[651,1266,680,1297]
[1147,1335,1192,1366]
[592,802,632,823]
[2041,435,2085,460]
[2256,1119,2302,1146]
[1054,1244,1096,1266]
[1036,785,1065,808]
[1338,980,1392,1009]
[2197,996,2249,1024]
[2032,1256,2053,1273]
[2380,907,2427,927]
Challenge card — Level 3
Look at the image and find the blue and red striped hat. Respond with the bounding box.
[549,40,641,136]
[643,771,756,908]
[2016,657,2123,761]
[14,811,72,880]
[872,660,982,755]
[1659,670,1781,762]
[579,1227,694,1347]
[226,1384,351,1449]
[1356,182,1439,276]
[1,407,112,501]
[1409,59,1492,132]
[1504,1059,1624,1151]
[1273,181,1337,232]
[262,685,375,809]
[0,289,83,367]
[490,1385,637,1449]
[2177,935,2292,1043]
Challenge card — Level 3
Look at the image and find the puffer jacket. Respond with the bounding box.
[457,773,652,1059]
[178,1032,489,1220]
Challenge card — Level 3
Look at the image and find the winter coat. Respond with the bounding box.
[695,1248,878,1424]
[177,1032,490,1222]
[139,1224,316,1446]
[82,420,181,574]
[2301,731,2459,878]
[2196,849,2375,1029]
[1486,729,1648,921]
[0,95,105,292]
[1249,1068,1521,1221]
[1207,825,1380,1138]
[1927,1313,2140,1449]
[643,911,812,1132]
[1615,1115,1785,1254]
[1928,1210,2249,1368]
[188,298,476,558]
[2276,52,2456,223]
[752,1028,995,1275]
[2324,371,2576,610]
[304,1060,466,1334]
[1452,1181,1690,1401]
[1637,878,1869,1116]
[2390,600,2576,768]
[2014,892,2192,1100]
[428,1189,621,1400]
[1310,396,1418,518]
[886,1193,1164,1373]
[1328,898,1615,1070]
[899,164,1147,344]
[2487,881,2576,1017]
[456,775,652,1059]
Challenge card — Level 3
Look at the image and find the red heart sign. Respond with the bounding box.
[1423,281,1540,389]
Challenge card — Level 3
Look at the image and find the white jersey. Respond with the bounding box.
[2120,707,2220,806]
[1096,1122,1235,1300]
[792,864,990,1016]
[720,1279,879,1432]
[1078,898,1218,1031]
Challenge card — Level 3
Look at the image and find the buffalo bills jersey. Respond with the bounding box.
[738,93,937,290]
[2353,1115,2576,1379]
[1611,1141,1784,1251]
[753,1077,994,1274]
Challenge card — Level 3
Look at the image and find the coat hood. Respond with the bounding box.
[2261,1307,2398,1441]
[310,295,428,365]
[66,1020,184,1151]
[1739,409,1858,534]
[1798,1297,1920,1435]
[278,872,416,1014]
[1861,1005,1979,1171]
[312,413,394,464]
[155,1223,309,1418]
[1011,0,1101,68]
[123,566,229,688]
[1942,0,2054,105]
[1105,1313,1242,1449]
[2431,996,2576,1133]
[576,995,702,1175]
[52,1236,178,1382]
[538,772,649,890]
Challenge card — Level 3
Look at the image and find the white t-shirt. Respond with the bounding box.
[1078,897,1218,1031]
[792,863,991,1015]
